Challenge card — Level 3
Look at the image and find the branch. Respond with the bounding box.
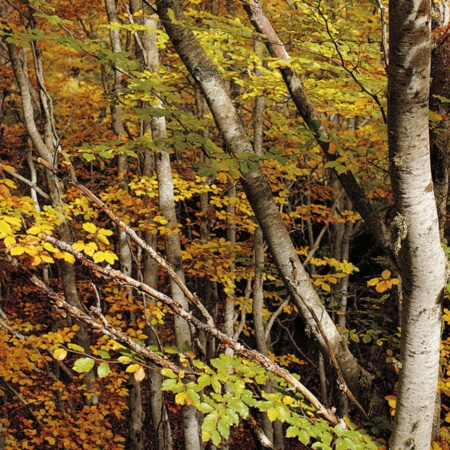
[240,0,393,259]
[287,259,369,420]
[41,234,340,425]
[37,157,215,329]
[28,271,186,375]
[0,164,50,200]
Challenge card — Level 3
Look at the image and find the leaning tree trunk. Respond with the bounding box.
[388,0,448,446]
[155,0,377,413]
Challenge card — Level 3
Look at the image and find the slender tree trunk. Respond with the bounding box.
[388,0,448,446]
[155,0,379,413]
[129,1,174,448]
[7,32,99,406]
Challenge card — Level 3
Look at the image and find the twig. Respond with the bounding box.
[287,259,369,420]
[37,157,215,329]
[41,234,340,425]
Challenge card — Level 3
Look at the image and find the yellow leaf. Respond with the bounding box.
[63,252,76,264]
[45,436,56,445]
[72,241,85,252]
[53,250,66,260]
[98,228,113,236]
[367,278,379,287]
[126,364,141,373]
[53,348,67,361]
[267,407,278,422]
[321,283,331,292]
[41,253,55,263]
[27,226,41,235]
[134,366,146,382]
[4,236,16,246]
[43,242,57,253]
[175,392,187,405]
[159,218,169,225]
[376,280,390,293]
[84,242,98,257]
[103,251,118,264]
[97,234,110,245]
[391,278,400,285]
[32,255,42,266]
[385,395,396,409]
[93,251,105,263]
[83,222,97,234]
[381,269,391,280]
[10,245,25,256]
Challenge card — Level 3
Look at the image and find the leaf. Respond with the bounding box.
[45,436,56,445]
[134,366,146,382]
[161,368,177,378]
[73,357,95,373]
[118,356,132,364]
[10,246,25,256]
[298,429,310,445]
[93,251,106,263]
[98,228,113,236]
[83,222,97,233]
[126,363,141,373]
[97,233,110,245]
[267,407,278,421]
[53,348,67,361]
[67,343,86,353]
[97,362,111,378]
[84,242,98,257]
[381,269,391,280]
[63,252,76,264]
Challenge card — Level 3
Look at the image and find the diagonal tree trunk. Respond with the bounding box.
[155,0,378,412]
[387,0,448,446]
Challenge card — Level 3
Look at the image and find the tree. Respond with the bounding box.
[0,0,449,448]
[387,0,447,445]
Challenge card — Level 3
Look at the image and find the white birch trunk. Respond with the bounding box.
[388,0,448,446]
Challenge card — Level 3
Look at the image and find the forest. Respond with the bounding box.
[0,0,450,448]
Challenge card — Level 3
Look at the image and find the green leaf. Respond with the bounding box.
[97,362,111,378]
[161,378,178,391]
[298,429,310,445]
[161,368,177,378]
[73,357,95,373]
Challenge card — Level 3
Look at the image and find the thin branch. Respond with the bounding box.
[41,234,340,425]
[303,190,344,266]
[28,270,186,375]
[287,259,369,420]
[37,157,215,329]
[0,164,50,200]
[375,0,389,69]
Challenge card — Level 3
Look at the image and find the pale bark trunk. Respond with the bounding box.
[139,7,201,446]
[155,0,376,411]
[104,2,144,448]
[7,36,99,406]
[388,0,448,446]
[129,1,174,447]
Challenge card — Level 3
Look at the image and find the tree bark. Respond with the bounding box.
[155,0,377,411]
[388,0,448,446]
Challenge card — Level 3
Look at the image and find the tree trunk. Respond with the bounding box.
[388,0,448,446]
[155,0,378,412]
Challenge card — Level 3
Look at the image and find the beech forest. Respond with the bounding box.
[0,0,450,448]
